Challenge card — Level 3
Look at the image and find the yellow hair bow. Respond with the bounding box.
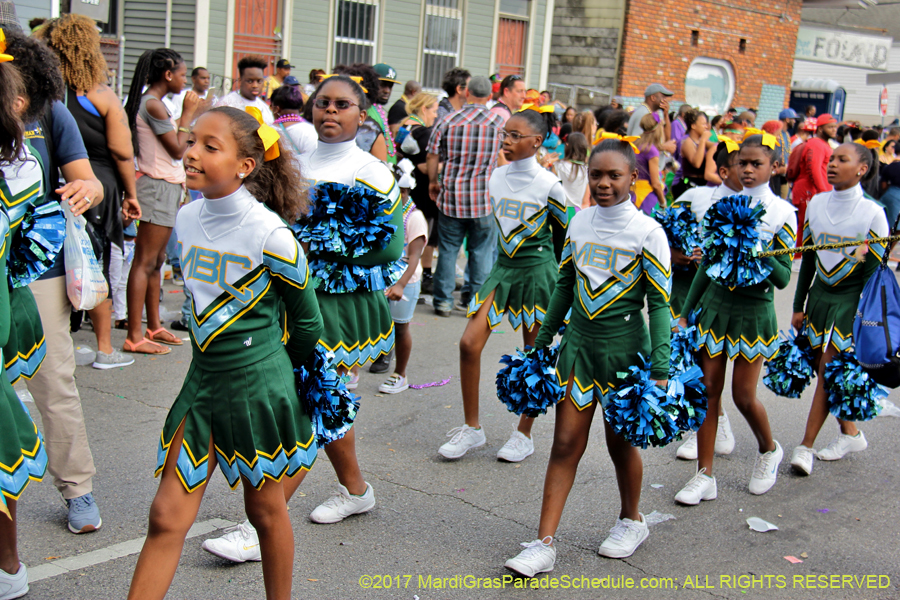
[319,73,368,94]
[245,107,280,162]
[742,127,780,149]
[0,30,13,63]
[855,139,882,150]
[597,131,641,154]
[519,103,555,114]
[719,137,741,154]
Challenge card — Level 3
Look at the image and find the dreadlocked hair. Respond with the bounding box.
[208,107,308,222]
[35,14,108,93]
[0,27,65,124]
[0,62,25,165]
[124,48,183,157]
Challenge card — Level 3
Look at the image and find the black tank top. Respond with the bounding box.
[66,87,124,247]
[681,137,707,183]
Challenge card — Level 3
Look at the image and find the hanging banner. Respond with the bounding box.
[794,26,892,71]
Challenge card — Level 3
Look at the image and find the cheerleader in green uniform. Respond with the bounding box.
[789,143,888,475]
[675,134,796,506]
[127,107,322,600]
[0,40,50,599]
[672,141,743,461]
[439,109,567,462]
[504,137,672,576]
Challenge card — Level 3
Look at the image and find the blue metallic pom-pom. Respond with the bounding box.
[604,355,680,448]
[701,194,773,288]
[496,345,563,417]
[295,348,361,446]
[309,257,405,294]
[654,204,702,270]
[670,309,701,377]
[824,350,886,422]
[297,182,396,258]
[763,330,816,398]
[666,364,707,433]
[9,203,66,288]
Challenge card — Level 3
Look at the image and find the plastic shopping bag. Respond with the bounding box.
[63,201,108,311]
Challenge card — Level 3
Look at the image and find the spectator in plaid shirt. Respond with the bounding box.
[426,76,504,316]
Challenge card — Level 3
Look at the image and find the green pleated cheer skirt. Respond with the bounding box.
[467,259,557,331]
[3,287,45,385]
[695,283,778,362]
[316,289,394,369]
[156,350,317,493]
[0,358,47,505]
[556,314,650,410]
[669,269,696,320]
[803,283,858,353]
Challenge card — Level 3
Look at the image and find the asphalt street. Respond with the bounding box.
[15,270,900,600]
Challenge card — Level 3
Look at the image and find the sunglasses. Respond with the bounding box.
[313,98,359,110]
[499,131,540,142]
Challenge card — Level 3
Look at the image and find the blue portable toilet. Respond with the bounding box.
[790,79,846,120]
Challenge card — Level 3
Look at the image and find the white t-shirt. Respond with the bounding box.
[215,91,274,124]
[164,89,211,122]
[555,160,588,210]
[403,208,429,284]
[276,120,318,157]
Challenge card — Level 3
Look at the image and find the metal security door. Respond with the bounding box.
[232,0,282,82]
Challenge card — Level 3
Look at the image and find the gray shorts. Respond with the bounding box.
[136,176,182,228]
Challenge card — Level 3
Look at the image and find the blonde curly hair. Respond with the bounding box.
[35,14,108,93]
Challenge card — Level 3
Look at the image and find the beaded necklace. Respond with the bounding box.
[274,114,306,125]
[373,104,397,159]
[402,199,415,230]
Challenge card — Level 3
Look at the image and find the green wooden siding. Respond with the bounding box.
[171,0,195,67]
[207,0,228,78]
[289,0,329,73]
[462,0,494,75]
[122,0,167,91]
[379,0,421,104]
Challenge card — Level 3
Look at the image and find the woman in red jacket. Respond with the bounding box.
[791,114,838,241]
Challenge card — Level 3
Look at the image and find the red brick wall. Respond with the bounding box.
[617,0,803,107]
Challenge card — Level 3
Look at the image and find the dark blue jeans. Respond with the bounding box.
[433,212,497,312]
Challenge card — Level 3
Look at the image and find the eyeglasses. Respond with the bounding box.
[498,131,540,142]
[313,98,359,110]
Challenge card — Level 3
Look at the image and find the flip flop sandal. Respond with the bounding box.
[145,327,184,346]
[123,337,171,355]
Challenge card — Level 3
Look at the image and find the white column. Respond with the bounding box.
[538,0,554,89]
[282,0,293,58]
[164,0,173,47]
[523,0,538,84]
[194,0,211,66]
[225,0,236,78]
[489,0,500,74]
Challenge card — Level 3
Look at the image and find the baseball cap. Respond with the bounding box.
[644,83,674,97]
[778,108,798,120]
[816,113,837,127]
[799,119,817,132]
[373,63,401,84]
[275,59,294,69]
[283,75,300,86]
[468,76,492,98]
[612,96,625,105]
[0,2,22,31]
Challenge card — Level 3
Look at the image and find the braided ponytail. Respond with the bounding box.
[124,48,183,157]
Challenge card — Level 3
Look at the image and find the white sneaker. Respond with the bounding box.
[816,432,867,461]
[378,373,408,394]
[675,431,698,460]
[201,520,261,562]
[438,425,486,459]
[674,468,717,505]
[749,440,783,495]
[0,563,27,600]
[598,514,649,558]
[497,431,534,462]
[504,537,555,577]
[791,445,815,475]
[879,399,900,418]
[309,483,375,524]
[715,412,735,455]
[344,374,360,391]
